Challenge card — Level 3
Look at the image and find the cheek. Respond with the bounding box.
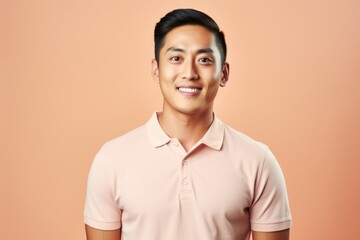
[160,65,178,81]
[203,70,221,87]
[201,64,222,79]
[205,80,220,97]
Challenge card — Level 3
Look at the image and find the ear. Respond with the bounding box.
[219,62,230,87]
[151,59,159,83]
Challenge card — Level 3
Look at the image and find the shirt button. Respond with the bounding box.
[182,160,188,165]
[171,140,179,147]
[182,178,189,185]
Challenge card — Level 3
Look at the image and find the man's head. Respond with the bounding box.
[151,9,230,116]
[154,9,227,65]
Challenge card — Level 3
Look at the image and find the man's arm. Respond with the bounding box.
[252,229,290,240]
[85,225,121,240]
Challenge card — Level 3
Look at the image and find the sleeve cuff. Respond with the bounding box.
[251,219,292,232]
[84,216,121,230]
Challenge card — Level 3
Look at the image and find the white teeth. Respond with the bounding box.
[178,87,201,93]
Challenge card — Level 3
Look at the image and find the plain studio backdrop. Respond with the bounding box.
[1,0,359,239]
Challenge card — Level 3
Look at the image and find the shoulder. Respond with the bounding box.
[220,121,284,178]
[222,123,286,185]
[222,123,269,159]
[102,124,147,150]
[100,125,148,153]
[92,124,148,167]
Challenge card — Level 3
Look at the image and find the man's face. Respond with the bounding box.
[152,25,229,116]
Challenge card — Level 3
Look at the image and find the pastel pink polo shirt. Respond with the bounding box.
[84,113,291,240]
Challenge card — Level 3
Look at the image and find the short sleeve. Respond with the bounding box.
[250,147,292,232]
[84,146,122,230]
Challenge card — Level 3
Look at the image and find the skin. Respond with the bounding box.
[85,24,289,240]
[85,226,120,240]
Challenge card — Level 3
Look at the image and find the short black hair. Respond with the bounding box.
[154,9,227,65]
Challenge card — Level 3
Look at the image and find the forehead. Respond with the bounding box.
[162,25,218,52]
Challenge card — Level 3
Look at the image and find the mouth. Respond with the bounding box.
[177,87,202,93]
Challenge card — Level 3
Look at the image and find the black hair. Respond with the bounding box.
[154,9,227,65]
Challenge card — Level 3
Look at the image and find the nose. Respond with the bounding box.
[181,59,199,80]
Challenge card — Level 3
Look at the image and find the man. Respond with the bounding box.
[84,8,291,240]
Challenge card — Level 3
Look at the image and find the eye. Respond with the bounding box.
[198,58,213,64]
[170,56,181,62]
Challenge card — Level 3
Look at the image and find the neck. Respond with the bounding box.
[157,109,214,152]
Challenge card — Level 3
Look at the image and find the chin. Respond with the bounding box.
[176,106,207,116]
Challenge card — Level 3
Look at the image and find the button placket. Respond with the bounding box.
[179,155,193,201]
[171,140,179,147]
[181,162,190,188]
[182,177,189,185]
[169,138,187,156]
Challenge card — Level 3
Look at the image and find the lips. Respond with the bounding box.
[177,87,202,93]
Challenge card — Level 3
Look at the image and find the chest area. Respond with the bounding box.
[115,147,256,221]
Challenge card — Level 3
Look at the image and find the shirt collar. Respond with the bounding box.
[146,112,225,150]
[199,115,225,150]
[146,112,171,147]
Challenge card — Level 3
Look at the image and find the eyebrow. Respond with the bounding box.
[166,47,214,54]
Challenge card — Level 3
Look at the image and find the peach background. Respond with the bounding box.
[1,0,360,239]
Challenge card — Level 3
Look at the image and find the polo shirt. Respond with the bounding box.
[84,112,292,240]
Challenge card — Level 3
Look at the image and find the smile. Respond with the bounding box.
[177,87,202,93]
